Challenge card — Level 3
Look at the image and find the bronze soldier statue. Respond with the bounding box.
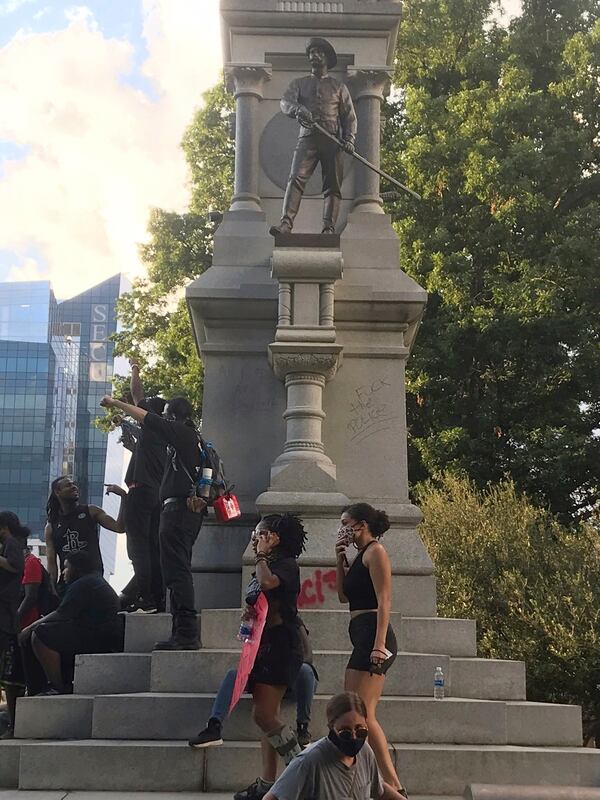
[270,37,357,236]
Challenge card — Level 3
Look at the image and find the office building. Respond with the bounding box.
[0,274,129,576]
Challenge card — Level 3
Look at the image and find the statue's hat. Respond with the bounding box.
[306,37,337,69]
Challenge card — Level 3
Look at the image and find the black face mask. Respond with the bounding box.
[328,728,367,758]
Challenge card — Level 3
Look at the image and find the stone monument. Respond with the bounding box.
[186,0,433,617]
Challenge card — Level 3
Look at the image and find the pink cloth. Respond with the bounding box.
[229,592,268,714]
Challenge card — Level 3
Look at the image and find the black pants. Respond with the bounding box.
[124,485,163,605]
[159,504,204,636]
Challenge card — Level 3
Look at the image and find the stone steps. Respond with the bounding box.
[15,693,583,747]
[5,740,600,795]
[120,610,478,657]
[71,648,525,699]
[199,608,478,656]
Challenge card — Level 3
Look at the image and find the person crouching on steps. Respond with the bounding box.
[335,503,408,798]
[233,513,307,800]
[263,691,407,800]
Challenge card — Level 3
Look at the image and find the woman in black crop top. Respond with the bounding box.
[335,502,406,797]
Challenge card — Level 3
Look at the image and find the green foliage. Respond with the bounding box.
[417,473,600,711]
[111,81,234,413]
[386,0,600,521]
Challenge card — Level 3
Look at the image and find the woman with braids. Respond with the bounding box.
[335,503,407,798]
[264,691,405,800]
[229,513,307,800]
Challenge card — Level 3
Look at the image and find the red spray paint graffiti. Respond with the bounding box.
[298,568,337,608]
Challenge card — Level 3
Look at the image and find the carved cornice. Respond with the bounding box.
[347,66,392,101]
[270,349,342,382]
[225,63,272,99]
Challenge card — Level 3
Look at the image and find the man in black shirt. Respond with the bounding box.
[118,362,167,614]
[101,393,204,650]
[44,477,127,590]
[20,551,123,694]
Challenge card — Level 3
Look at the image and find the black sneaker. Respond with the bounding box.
[296,722,311,748]
[119,593,136,611]
[153,635,200,651]
[132,596,158,614]
[233,778,273,800]
[0,726,14,740]
[188,718,223,748]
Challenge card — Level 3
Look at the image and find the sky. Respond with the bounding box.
[0,0,522,300]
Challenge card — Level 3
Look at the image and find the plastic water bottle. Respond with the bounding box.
[199,468,213,499]
[237,616,254,644]
[433,666,445,700]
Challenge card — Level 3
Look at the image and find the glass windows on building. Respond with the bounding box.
[0,274,128,574]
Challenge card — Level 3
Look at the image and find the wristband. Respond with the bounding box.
[254,554,269,564]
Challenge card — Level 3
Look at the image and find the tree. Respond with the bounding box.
[387,0,600,521]
[111,81,234,414]
[417,473,600,714]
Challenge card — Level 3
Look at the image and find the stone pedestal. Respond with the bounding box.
[187,0,433,609]
[254,240,350,580]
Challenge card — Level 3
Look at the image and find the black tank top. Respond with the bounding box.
[51,505,104,575]
[342,540,378,611]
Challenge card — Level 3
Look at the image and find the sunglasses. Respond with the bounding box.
[335,726,369,741]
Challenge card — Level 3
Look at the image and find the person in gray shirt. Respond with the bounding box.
[264,691,407,800]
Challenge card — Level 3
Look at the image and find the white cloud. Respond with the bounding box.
[64,5,98,29]
[6,255,48,283]
[0,0,35,16]
[0,0,223,298]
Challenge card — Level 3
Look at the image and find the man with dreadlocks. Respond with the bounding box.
[231,513,307,800]
[45,477,127,592]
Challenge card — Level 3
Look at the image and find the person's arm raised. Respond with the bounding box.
[101,395,148,424]
[335,535,349,603]
[89,484,128,534]
[129,361,145,406]
[254,534,281,592]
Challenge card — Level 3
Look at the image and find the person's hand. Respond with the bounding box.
[256,532,276,556]
[100,395,116,409]
[335,533,348,560]
[105,484,127,498]
[297,107,313,127]
[343,140,355,155]
[369,647,390,673]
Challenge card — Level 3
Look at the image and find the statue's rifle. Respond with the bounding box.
[311,120,421,201]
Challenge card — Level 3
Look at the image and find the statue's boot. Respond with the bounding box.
[269,182,303,236]
[321,195,341,234]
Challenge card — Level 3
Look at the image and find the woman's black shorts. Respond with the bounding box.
[250,623,303,688]
[347,612,397,674]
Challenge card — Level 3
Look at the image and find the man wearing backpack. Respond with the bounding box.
[100,393,204,651]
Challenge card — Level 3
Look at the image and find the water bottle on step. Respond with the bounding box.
[433,666,445,700]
